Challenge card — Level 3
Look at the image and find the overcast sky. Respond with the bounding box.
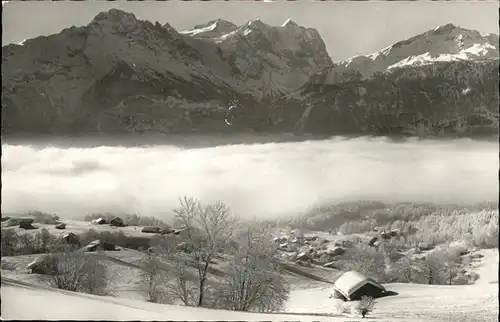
[2,1,498,62]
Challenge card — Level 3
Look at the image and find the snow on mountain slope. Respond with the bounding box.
[182,18,332,99]
[180,19,238,38]
[320,23,499,82]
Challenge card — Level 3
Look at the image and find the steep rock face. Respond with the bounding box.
[1,10,258,134]
[184,18,333,99]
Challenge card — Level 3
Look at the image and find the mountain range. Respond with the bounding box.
[2,9,498,136]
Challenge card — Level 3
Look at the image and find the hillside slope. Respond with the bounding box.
[3,249,497,321]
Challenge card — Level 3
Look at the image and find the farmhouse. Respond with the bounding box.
[26,256,57,275]
[19,218,36,230]
[332,270,387,301]
[61,232,80,246]
[141,226,162,234]
[109,217,124,227]
[91,218,107,225]
[81,240,117,252]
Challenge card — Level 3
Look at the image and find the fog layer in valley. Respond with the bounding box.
[1,137,498,221]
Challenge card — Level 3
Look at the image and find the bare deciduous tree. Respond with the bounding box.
[165,256,198,306]
[391,255,420,283]
[418,249,462,285]
[216,223,290,312]
[338,244,388,282]
[1,229,17,256]
[48,248,110,295]
[173,196,235,307]
[138,250,169,303]
[419,252,445,285]
[441,251,461,285]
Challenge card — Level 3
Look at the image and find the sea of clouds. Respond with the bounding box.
[1,136,498,221]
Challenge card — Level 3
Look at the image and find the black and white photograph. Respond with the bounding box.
[1,0,498,320]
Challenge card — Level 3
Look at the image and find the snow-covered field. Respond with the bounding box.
[2,246,497,321]
[286,249,499,322]
[1,215,498,321]
[2,277,337,321]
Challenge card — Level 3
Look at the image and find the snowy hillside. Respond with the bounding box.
[1,206,498,321]
[2,277,332,321]
[2,247,497,321]
[285,249,499,321]
[318,23,499,83]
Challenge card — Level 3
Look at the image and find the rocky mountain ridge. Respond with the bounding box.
[1,9,498,136]
[313,23,499,84]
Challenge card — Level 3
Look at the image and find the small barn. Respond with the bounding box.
[368,236,378,247]
[19,218,37,230]
[55,223,67,230]
[389,229,401,237]
[109,217,124,227]
[296,251,313,262]
[81,240,117,252]
[91,218,107,225]
[26,256,58,275]
[142,226,162,234]
[380,231,391,240]
[61,232,80,246]
[333,271,387,301]
[323,261,338,269]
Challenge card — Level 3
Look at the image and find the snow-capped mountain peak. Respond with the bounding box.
[281,18,299,28]
[318,24,499,82]
[180,21,218,36]
[179,18,332,99]
[246,19,268,30]
[180,19,238,38]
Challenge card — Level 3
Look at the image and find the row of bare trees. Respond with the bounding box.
[1,197,289,312]
[336,243,473,285]
[138,197,290,312]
